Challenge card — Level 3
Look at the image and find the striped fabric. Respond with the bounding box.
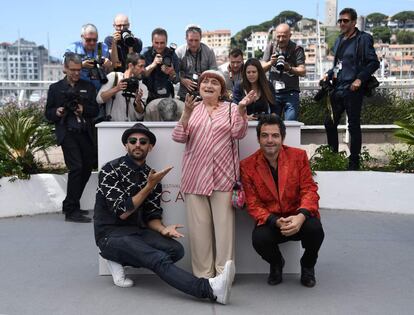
[172,101,248,196]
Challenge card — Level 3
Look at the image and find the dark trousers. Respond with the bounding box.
[98,229,213,299]
[324,89,364,164]
[61,131,95,215]
[252,217,324,268]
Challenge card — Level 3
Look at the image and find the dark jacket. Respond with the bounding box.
[328,29,379,90]
[45,78,98,145]
[93,155,163,243]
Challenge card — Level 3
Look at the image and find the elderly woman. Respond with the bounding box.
[172,70,255,278]
[233,58,280,120]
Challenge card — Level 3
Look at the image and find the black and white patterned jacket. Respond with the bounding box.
[93,154,162,242]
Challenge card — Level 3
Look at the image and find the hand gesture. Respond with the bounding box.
[183,93,200,114]
[153,54,163,66]
[350,79,361,92]
[113,31,121,43]
[117,80,128,92]
[136,88,143,101]
[161,65,175,76]
[75,104,83,116]
[147,166,173,189]
[181,78,197,92]
[161,224,184,238]
[82,59,95,69]
[238,90,257,109]
[247,114,258,121]
[278,214,306,236]
[56,107,65,117]
[103,58,112,70]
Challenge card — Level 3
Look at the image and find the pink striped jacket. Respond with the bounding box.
[172,101,248,196]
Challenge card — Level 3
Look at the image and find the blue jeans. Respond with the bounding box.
[98,229,213,299]
[275,91,300,121]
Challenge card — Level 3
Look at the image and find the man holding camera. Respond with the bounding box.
[97,53,148,121]
[66,23,112,91]
[324,8,379,170]
[142,28,183,121]
[262,23,306,121]
[105,14,143,72]
[45,53,99,223]
[176,25,217,101]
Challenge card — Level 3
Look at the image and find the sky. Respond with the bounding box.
[1,0,413,58]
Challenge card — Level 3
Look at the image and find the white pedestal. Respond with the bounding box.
[96,121,303,275]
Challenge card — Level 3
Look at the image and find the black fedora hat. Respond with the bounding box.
[121,123,156,145]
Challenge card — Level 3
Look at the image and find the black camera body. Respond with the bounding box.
[62,87,88,112]
[87,58,108,84]
[121,30,135,47]
[153,43,177,67]
[121,77,140,98]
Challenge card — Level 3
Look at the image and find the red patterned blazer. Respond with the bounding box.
[240,145,320,226]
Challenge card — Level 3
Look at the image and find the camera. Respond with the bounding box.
[162,43,177,67]
[87,58,108,84]
[275,54,286,72]
[62,87,87,112]
[121,30,135,47]
[314,79,334,102]
[121,77,140,98]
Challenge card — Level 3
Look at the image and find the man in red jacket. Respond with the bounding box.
[240,115,324,287]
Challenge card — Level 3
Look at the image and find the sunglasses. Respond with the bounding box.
[84,38,98,43]
[337,18,351,24]
[127,137,149,145]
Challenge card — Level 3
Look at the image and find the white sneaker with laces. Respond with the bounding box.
[106,259,134,288]
[208,260,235,304]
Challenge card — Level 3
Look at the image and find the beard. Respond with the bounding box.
[128,147,148,163]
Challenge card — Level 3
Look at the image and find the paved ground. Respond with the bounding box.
[1,209,414,315]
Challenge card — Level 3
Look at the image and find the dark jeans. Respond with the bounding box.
[324,89,364,164]
[275,91,300,121]
[252,217,324,268]
[61,131,95,215]
[98,229,213,299]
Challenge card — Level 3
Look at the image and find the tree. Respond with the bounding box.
[254,49,264,59]
[392,11,414,28]
[272,11,303,27]
[372,26,391,43]
[326,30,341,54]
[366,13,388,27]
[396,30,414,44]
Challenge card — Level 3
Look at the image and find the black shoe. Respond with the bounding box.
[65,212,92,223]
[268,257,285,285]
[76,209,90,215]
[300,266,316,287]
[347,160,360,171]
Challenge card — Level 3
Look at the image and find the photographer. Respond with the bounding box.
[105,14,143,72]
[66,23,112,91]
[142,28,183,121]
[96,53,148,121]
[262,23,306,121]
[45,53,99,223]
[176,25,217,101]
[323,8,379,170]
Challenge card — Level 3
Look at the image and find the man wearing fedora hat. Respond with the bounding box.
[93,123,235,304]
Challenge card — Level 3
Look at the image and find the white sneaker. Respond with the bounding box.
[208,260,235,304]
[106,259,134,288]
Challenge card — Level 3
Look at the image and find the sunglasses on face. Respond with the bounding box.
[84,38,98,43]
[127,137,149,145]
[337,18,351,24]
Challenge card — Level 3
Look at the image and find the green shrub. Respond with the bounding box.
[310,145,377,171]
[299,90,413,125]
[0,103,56,180]
[386,146,414,173]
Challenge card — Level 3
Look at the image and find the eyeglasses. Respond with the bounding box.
[337,19,351,24]
[84,37,98,43]
[127,137,149,145]
[115,23,130,28]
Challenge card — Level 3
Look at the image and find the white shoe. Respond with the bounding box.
[208,260,235,305]
[106,260,134,288]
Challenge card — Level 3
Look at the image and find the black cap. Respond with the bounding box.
[121,123,156,145]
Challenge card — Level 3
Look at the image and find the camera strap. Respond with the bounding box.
[97,42,102,61]
[107,72,119,118]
